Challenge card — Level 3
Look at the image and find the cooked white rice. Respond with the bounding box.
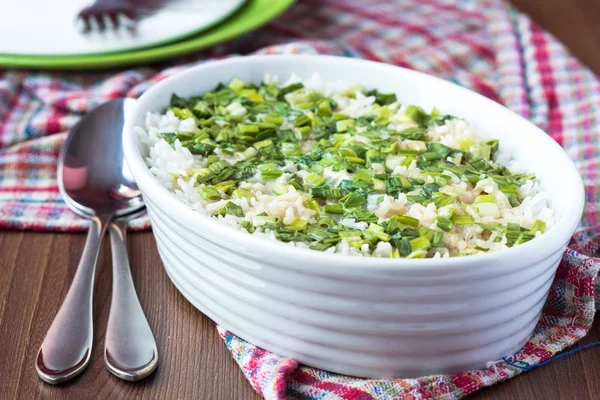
[136,73,554,258]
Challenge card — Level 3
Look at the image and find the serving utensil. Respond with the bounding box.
[35,98,157,383]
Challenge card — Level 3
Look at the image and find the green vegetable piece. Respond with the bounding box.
[238,221,255,233]
[507,194,521,207]
[346,156,366,165]
[304,174,327,187]
[295,114,312,127]
[427,143,454,159]
[231,188,255,200]
[228,78,246,92]
[310,242,334,251]
[451,214,475,226]
[373,178,386,192]
[468,157,490,171]
[409,236,431,251]
[431,231,444,247]
[242,147,258,159]
[199,186,221,200]
[474,194,495,204]
[215,180,236,194]
[366,223,392,242]
[499,184,519,194]
[432,193,456,207]
[406,249,428,258]
[336,119,355,133]
[188,143,216,156]
[470,144,491,161]
[281,142,302,156]
[317,99,332,116]
[289,178,304,191]
[434,174,451,187]
[421,152,443,162]
[253,139,273,149]
[395,239,412,257]
[261,169,283,180]
[224,202,243,217]
[404,105,431,126]
[264,114,283,125]
[170,93,188,108]
[339,192,367,209]
[287,218,309,231]
[304,198,321,216]
[420,183,440,198]
[238,124,260,135]
[398,127,428,140]
[390,215,419,228]
[406,195,427,204]
[436,217,453,232]
[530,219,546,233]
[506,223,522,245]
[324,204,344,214]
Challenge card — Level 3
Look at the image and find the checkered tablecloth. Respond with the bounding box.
[2,0,600,398]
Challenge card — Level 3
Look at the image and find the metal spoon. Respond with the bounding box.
[36,98,157,383]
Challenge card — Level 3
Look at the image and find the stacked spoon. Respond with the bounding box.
[35,99,158,384]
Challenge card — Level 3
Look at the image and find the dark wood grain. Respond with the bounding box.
[0,231,261,400]
[1,1,600,399]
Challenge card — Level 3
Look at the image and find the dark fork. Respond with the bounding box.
[76,0,170,33]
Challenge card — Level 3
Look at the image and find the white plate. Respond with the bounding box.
[0,0,245,56]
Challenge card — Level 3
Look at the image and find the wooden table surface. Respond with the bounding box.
[1,1,599,399]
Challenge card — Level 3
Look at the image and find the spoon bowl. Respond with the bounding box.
[58,98,143,219]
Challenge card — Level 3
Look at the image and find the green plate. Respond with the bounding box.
[0,0,294,70]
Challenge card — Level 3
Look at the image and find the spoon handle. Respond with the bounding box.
[104,219,158,381]
[36,215,108,384]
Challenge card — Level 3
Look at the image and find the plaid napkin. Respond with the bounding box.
[2,0,600,398]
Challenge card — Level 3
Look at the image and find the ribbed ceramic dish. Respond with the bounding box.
[123,55,584,378]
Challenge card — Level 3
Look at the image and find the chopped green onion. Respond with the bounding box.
[324,204,343,214]
[530,219,546,233]
[336,119,355,132]
[432,193,456,207]
[264,114,283,125]
[477,202,500,217]
[304,174,327,187]
[451,214,475,226]
[389,215,419,228]
[409,236,431,251]
[406,249,427,258]
[396,239,412,257]
[499,184,519,194]
[238,124,260,135]
[253,139,273,149]
[366,223,392,242]
[436,217,453,232]
[199,186,221,200]
[215,180,236,194]
[231,188,254,199]
[431,231,444,247]
[505,223,521,245]
[346,156,366,165]
[287,218,309,231]
[507,194,521,207]
[261,169,283,180]
[295,114,311,127]
[474,194,495,204]
[223,202,243,217]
